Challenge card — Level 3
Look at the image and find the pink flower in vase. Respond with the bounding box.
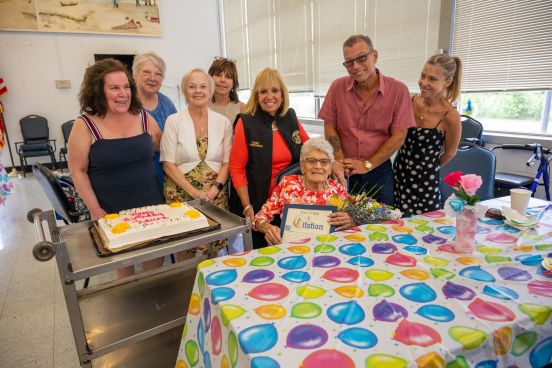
[460,174,483,196]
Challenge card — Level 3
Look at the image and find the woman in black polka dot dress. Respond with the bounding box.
[394,54,463,217]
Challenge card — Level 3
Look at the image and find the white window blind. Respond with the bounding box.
[223,0,441,95]
[223,0,251,88]
[452,0,552,92]
[223,0,312,92]
[313,0,441,95]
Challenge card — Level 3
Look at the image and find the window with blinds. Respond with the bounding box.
[223,0,441,95]
[452,0,552,92]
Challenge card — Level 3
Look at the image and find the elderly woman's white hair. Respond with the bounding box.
[300,137,335,162]
[132,51,167,78]
[180,68,215,103]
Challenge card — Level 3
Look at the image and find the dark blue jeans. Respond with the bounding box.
[348,159,394,206]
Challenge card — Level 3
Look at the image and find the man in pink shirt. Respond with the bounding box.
[318,34,415,205]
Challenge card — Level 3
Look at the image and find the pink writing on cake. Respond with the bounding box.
[129,210,170,225]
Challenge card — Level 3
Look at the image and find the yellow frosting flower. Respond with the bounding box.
[169,202,183,208]
[184,210,201,219]
[104,213,120,220]
[111,222,130,234]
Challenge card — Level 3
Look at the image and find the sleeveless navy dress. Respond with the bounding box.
[80,110,164,213]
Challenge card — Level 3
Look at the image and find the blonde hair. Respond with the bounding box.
[244,67,289,116]
[426,54,463,103]
[180,68,215,103]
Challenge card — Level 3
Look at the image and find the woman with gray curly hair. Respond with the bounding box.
[254,137,356,246]
[133,52,177,188]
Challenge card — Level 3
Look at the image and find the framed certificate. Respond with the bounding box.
[281,204,337,242]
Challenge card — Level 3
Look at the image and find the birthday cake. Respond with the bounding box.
[96,202,210,250]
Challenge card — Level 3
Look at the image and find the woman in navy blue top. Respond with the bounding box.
[68,59,164,220]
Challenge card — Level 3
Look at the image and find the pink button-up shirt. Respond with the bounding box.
[318,70,415,160]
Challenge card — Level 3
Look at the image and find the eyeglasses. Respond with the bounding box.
[304,158,332,167]
[214,56,237,64]
[342,50,374,68]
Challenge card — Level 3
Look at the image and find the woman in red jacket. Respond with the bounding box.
[229,67,309,248]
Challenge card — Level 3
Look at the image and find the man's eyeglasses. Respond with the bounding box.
[342,50,374,68]
[304,158,332,167]
[214,56,237,64]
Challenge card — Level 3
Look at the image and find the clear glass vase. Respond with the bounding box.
[455,206,477,253]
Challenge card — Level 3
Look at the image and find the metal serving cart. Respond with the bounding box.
[30,199,252,368]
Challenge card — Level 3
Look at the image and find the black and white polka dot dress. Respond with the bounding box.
[393,124,445,217]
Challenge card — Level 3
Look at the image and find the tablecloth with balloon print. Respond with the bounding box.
[175,210,552,368]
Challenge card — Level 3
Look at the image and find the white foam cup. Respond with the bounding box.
[510,188,532,215]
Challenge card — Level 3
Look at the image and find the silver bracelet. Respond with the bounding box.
[242,204,253,215]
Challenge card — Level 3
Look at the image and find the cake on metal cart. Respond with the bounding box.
[96,202,210,250]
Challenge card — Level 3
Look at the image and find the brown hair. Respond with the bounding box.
[343,34,374,51]
[79,58,141,117]
[208,58,240,103]
[244,67,289,116]
[426,54,463,102]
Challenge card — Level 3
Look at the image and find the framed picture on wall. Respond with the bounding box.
[0,0,162,36]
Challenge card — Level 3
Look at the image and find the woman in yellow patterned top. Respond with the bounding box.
[160,68,232,256]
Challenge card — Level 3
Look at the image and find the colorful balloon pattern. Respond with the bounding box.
[178,209,552,368]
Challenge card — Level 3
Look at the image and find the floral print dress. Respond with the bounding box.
[164,136,228,254]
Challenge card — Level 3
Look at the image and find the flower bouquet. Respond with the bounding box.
[443,171,486,253]
[329,189,402,225]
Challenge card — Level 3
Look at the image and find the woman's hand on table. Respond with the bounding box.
[328,211,356,231]
[259,222,282,245]
[205,186,219,202]
[91,207,107,220]
[190,188,208,200]
[244,205,255,224]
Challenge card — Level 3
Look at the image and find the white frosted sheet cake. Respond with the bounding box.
[96,202,210,250]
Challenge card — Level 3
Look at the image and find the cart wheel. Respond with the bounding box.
[33,241,55,262]
[27,208,42,223]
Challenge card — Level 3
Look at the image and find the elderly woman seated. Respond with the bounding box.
[254,137,356,245]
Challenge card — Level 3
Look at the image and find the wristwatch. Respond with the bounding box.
[213,181,225,190]
[364,160,373,172]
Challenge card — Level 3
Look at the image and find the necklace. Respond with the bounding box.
[300,175,328,191]
[272,122,278,133]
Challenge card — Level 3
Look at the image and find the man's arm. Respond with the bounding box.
[324,122,347,186]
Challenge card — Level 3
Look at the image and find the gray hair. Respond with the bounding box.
[180,68,215,103]
[300,137,335,162]
[343,34,374,52]
[132,52,166,78]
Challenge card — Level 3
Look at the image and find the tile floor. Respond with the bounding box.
[0,174,80,367]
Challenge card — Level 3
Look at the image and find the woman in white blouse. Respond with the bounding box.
[160,68,232,254]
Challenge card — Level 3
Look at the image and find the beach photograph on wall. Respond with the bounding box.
[0,0,161,36]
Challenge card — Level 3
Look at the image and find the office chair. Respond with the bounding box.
[59,120,74,168]
[440,143,496,204]
[460,115,485,146]
[15,115,57,177]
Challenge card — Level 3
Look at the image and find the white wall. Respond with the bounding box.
[0,0,221,168]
